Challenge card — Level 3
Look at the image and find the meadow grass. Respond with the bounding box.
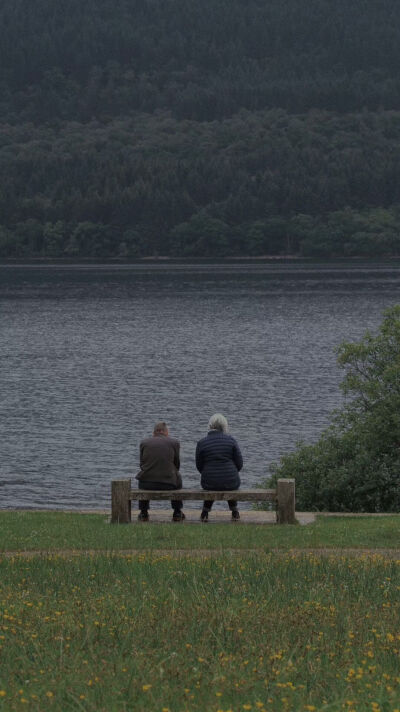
[0,552,399,711]
[0,514,399,710]
[0,512,399,552]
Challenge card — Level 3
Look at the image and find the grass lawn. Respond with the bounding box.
[0,512,398,552]
[0,514,399,711]
[0,552,399,711]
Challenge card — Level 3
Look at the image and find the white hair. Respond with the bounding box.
[208,413,228,433]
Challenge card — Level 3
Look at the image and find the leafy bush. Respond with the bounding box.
[265,306,400,512]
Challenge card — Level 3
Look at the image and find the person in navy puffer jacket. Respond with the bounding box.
[195,413,243,522]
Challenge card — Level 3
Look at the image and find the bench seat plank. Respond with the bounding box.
[130,489,276,501]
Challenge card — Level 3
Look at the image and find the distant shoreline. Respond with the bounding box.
[1,255,304,265]
[2,255,400,266]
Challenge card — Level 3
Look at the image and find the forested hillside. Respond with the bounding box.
[2,0,400,258]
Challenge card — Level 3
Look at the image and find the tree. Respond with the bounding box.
[266,306,400,512]
[170,213,230,256]
[68,222,109,257]
[42,221,67,256]
[0,226,13,256]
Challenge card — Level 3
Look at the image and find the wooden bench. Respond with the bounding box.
[111,478,295,524]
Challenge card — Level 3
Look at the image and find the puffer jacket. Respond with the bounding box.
[195,430,243,490]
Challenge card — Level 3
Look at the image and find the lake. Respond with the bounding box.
[1,262,400,510]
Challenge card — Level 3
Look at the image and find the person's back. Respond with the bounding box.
[136,421,184,521]
[196,430,242,490]
[138,433,180,487]
[195,413,243,521]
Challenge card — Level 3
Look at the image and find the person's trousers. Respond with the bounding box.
[202,483,239,512]
[138,481,183,514]
[202,498,238,511]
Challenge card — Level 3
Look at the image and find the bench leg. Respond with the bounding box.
[276,479,296,524]
[111,479,131,523]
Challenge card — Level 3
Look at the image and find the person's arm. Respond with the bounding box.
[232,439,243,471]
[195,441,204,473]
[174,441,180,471]
[135,441,145,479]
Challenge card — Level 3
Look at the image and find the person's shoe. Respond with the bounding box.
[138,512,149,522]
[231,509,240,521]
[172,511,185,522]
[200,510,209,522]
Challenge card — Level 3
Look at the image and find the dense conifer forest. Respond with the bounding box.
[2,0,400,258]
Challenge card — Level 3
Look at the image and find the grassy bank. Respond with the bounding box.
[0,514,398,711]
[0,552,399,711]
[0,512,399,552]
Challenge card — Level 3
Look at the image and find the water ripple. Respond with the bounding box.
[1,263,400,509]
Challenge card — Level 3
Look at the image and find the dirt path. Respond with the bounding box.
[1,547,399,558]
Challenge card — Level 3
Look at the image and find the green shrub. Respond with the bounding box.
[265,306,400,512]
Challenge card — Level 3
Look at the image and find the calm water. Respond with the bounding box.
[1,262,400,509]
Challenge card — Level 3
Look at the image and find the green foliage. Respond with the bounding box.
[267,306,400,512]
[2,0,400,257]
[300,207,400,258]
[3,0,400,121]
[1,112,400,258]
[171,213,230,255]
